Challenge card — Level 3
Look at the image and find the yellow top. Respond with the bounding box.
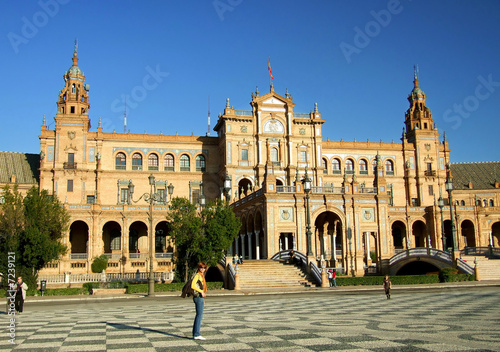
[191,272,206,295]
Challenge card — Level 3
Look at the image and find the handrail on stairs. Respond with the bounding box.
[271,250,321,285]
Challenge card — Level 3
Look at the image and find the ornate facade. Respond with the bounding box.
[2,47,499,277]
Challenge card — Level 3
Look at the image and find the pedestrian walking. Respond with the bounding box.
[332,270,337,288]
[327,269,333,287]
[191,262,208,340]
[383,275,392,299]
[15,276,28,313]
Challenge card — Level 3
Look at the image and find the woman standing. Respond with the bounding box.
[191,263,208,340]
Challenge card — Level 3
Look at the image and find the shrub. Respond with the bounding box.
[439,268,458,282]
[82,282,100,293]
[91,255,108,273]
[42,288,87,296]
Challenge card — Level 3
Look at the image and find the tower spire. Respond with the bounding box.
[73,39,79,66]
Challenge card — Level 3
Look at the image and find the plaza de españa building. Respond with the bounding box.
[2,47,500,281]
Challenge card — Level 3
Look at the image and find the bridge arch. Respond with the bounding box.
[389,248,474,276]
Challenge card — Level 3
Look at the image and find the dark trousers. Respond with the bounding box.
[15,292,24,313]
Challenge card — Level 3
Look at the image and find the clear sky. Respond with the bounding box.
[1,0,499,163]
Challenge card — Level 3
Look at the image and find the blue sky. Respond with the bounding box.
[1,0,499,163]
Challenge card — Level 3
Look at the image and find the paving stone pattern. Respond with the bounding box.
[2,289,500,351]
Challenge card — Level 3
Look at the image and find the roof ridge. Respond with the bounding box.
[451,161,500,165]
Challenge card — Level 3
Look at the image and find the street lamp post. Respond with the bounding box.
[445,175,458,254]
[199,181,206,209]
[128,175,174,297]
[302,168,313,256]
[438,195,446,251]
[223,174,231,201]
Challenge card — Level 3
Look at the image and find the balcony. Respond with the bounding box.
[63,162,77,169]
[425,170,436,177]
[311,186,345,194]
[70,253,87,260]
[277,185,296,193]
[359,187,377,194]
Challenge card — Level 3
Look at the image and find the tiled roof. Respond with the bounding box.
[450,162,500,190]
[0,152,39,185]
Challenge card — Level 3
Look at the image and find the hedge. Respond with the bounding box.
[335,273,474,286]
[125,281,224,294]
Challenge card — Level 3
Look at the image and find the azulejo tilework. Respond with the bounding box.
[2,289,499,351]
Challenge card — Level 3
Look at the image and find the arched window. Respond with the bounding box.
[483,199,488,207]
[385,160,394,175]
[148,153,159,171]
[115,152,126,170]
[164,154,174,171]
[359,159,368,174]
[490,199,495,207]
[270,148,279,163]
[332,158,341,174]
[322,158,328,174]
[72,84,75,93]
[345,159,354,174]
[196,155,206,172]
[372,159,377,173]
[461,200,466,206]
[180,155,190,172]
[132,153,143,170]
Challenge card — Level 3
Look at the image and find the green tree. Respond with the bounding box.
[167,197,203,281]
[0,184,25,251]
[0,186,69,290]
[167,197,241,282]
[91,254,109,273]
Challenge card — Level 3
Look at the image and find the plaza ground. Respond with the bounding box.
[2,281,500,351]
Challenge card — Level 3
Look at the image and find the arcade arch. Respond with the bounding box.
[69,220,89,255]
[313,211,343,266]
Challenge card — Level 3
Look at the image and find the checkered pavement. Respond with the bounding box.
[2,288,499,351]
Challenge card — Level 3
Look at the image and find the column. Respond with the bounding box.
[241,234,246,259]
[323,224,328,258]
[365,232,371,265]
[248,232,253,259]
[332,221,338,262]
[255,230,260,260]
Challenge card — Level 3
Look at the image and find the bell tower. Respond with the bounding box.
[55,40,90,130]
[404,66,434,140]
[402,66,446,208]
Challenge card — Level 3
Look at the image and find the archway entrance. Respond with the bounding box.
[102,221,121,254]
[391,221,406,250]
[492,222,500,247]
[237,178,253,198]
[129,221,147,254]
[69,221,89,257]
[314,211,343,267]
[461,220,475,247]
[412,220,427,248]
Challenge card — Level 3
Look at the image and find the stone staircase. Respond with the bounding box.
[461,255,500,280]
[236,260,316,289]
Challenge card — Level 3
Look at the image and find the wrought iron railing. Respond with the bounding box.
[271,250,319,285]
[460,246,500,258]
